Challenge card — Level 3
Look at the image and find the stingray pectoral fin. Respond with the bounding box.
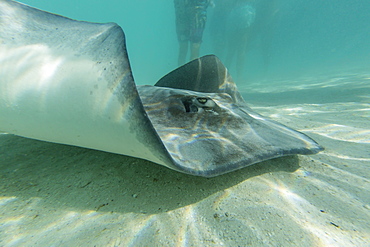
[139,56,323,177]
[0,0,173,167]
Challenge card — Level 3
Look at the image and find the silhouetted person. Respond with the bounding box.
[174,0,213,65]
[225,0,256,78]
[210,0,279,80]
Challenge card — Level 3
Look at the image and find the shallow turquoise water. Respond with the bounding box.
[1,1,370,246]
[19,0,370,86]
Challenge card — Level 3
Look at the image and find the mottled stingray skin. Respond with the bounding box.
[0,0,323,177]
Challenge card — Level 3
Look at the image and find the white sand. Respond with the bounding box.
[0,73,369,246]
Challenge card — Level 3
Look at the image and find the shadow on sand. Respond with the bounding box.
[0,134,300,214]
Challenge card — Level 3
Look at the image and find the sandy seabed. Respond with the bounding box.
[0,72,369,246]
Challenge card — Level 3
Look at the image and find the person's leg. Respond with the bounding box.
[236,31,249,79]
[190,42,201,61]
[189,1,209,61]
[174,0,190,65]
[178,40,189,66]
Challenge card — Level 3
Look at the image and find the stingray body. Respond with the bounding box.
[0,0,323,177]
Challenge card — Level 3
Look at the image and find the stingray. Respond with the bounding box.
[0,0,323,177]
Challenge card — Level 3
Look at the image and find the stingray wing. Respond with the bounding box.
[144,55,323,176]
[0,0,173,167]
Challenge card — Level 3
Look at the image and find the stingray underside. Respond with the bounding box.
[0,0,173,168]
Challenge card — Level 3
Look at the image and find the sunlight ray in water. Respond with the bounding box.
[305,175,370,213]
[0,196,157,246]
[261,178,368,246]
[305,124,370,143]
[0,196,17,206]
[124,214,157,246]
[240,72,370,94]
[173,206,209,247]
[323,152,370,162]
[173,206,198,246]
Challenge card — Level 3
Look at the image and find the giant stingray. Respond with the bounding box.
[0,0,323,177]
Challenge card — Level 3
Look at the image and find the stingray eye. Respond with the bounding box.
[182,97,217,113]
[195,97,216,108]
[197,98,208,104]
